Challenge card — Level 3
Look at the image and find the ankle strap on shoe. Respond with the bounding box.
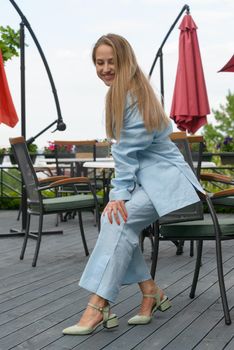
[88,302,105,311]
[143,293,157,298]
[88,302,109,321]
[143,293,160,306]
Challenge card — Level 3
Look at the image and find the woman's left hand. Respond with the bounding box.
[103,200,128,225]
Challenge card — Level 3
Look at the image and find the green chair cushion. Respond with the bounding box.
[160,217,234,239]
[42,194,103,213]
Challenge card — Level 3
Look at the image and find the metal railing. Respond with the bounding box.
[0,166,21,200]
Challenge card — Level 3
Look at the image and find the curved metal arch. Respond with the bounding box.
[9,0,63,124]
[149,4,190,77]
[148,4,190,106]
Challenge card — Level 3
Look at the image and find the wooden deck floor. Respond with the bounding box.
[0,210,233,350]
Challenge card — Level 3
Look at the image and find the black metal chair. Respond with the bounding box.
[150,132,234,325]
[174,134,205,256]
[140,133,203,256]
[166,133,204,257]
[10,136,102,267]
[16,168,69,221]
[53,140,104,224]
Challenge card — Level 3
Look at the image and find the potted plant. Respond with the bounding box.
[27,143,38,164]
[190,141,213,162]
[44,141,56,158]
[6,146,17,164]
[0,147,6,164]
[96,139,111,158]
[44,141,74,158]
[217,136,234,165]
[7,143,38,164]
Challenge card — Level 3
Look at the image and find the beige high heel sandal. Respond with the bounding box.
[128,293,171,325]
[63,303,119,335]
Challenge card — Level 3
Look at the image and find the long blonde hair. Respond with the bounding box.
[92,33,170,140]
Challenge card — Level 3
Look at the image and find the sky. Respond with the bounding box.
[0,0,233,149]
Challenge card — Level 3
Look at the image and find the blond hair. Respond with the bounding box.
[92,33,170,140]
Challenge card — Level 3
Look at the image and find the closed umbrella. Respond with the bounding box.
[218,54,234,72]
[170,14,210,134]
[0,50,18,127]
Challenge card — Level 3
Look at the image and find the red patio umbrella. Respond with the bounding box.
[170,14,210,134]
[0,50,19,128]
[218,54,234,72]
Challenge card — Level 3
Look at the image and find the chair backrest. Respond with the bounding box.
[96,141,111,158]
[187,135,204,180]
[53,140,97,176]
[9,137,42,206]
[159,132,204,224]
[170,132,196,172]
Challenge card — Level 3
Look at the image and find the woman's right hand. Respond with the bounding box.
[103,200,128,225]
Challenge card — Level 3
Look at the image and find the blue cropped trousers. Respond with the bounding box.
[79,185,159,303]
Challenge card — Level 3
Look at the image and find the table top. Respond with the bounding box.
[42,157,113,163]
[1,160,230,171]
[83,161,115,169]
[83,160,217,170]
[194,161,217,168]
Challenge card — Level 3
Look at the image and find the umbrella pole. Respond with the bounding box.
[159,53,164,107]
[19,21,27,232]
[149,4,190,104]
[8,0,66,130]
[7,24,62,237]
[8,22,27,236]
[1,2,65,237]
[20,22,26,140]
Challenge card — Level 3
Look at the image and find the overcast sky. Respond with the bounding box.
[0,0,233,148]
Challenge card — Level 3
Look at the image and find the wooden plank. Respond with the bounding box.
[73,255,234,350]
[0,291,89,350]
[0,272,81,313]
[12,285,138,350]
[131,264,234,350]
[40,249,234,350]
[193,308,234,350]
[155,285,234,350]
[222,335,234,350]
[0,211,233,350]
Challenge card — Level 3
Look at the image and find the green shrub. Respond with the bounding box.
[202,91,234,153]
[0,197,20,209]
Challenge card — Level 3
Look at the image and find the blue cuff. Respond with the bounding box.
[109,189,132,201]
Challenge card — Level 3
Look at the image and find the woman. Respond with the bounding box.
[63,34,204,335]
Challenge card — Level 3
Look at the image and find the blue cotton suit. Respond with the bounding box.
[79,95,204,303]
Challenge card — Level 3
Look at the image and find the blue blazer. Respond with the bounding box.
[109,95,204,217]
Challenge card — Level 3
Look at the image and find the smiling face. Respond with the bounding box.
[94,44,115,86]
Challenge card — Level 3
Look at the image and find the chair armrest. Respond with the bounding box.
[212,188,234,198]
[38,176,91,191]
[48,176,91,187]
[200,173,233,184]
[38,175,69,185]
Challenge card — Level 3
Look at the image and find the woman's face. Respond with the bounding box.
[95,44,115,86]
